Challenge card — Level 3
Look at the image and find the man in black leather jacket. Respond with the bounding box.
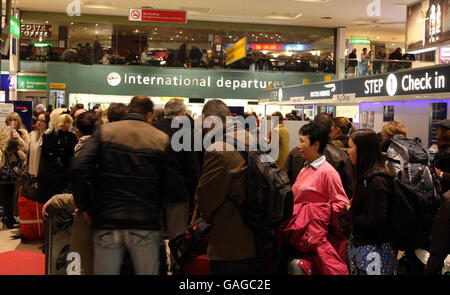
[70,96,169,275]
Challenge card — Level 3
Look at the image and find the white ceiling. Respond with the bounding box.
[9,0,417,42]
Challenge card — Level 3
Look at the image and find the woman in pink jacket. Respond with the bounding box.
[285,121,349,275]
[292,122,349,215]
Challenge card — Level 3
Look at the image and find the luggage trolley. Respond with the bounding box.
[44,205,75,275]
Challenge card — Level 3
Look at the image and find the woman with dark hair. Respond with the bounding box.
[282,121,349,275]
[346,129,398,275]
[293,121,349,215]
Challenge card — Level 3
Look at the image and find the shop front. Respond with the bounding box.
[46,62,333,118]
[261,63,450,148]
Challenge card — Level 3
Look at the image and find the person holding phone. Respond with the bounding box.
[0,112,30,228]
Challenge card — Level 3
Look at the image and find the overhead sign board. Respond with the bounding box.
[10,16,20,38]
[17,75,47,91]
[251,44,282,51]
[21,24,52,38]
[267,64,450,102]
[129,8,187,24]
[350,39,371,44]
[226,37,247,66]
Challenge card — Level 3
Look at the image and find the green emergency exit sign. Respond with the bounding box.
[10,16,20,38]
[350,39,371,45]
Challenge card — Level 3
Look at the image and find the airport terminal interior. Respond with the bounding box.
[0,0,449,277]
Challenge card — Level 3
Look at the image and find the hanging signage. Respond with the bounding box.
[440,46,450,63]
[285,44,306,51]
[20,24,52,38]
[406,0,449,51]
[50,83,66,89]
[251,44,282,51]
[17,76,47,91]
[350,39,371,44]
[267,64,450,102]
[128,8,187,24]
[226,37,247,65]
[10,16,20,38]
[48,63,330,100]
[34,43,53,47]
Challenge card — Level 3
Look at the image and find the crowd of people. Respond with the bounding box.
[0,97,448,276]
[346,47,415,77]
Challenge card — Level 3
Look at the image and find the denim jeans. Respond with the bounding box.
[93,229,161,275]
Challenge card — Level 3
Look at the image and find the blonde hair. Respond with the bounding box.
[47,108,73,134]
[381,121,407,140]
[5,112,25,130]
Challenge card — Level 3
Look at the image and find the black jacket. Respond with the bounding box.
[425,190,450,275]
[324,143,354,199]
[435,146,450,193]
[70,114,169,230]
[351,171,392,246]
[152,117,200,203]
[37,131,77,204]
[283,143,354,199]
[284,147,305,186]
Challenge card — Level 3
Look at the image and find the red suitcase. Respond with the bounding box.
[183,254,210,275]
[18,189,44,241]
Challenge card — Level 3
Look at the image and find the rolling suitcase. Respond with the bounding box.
[183,254,210,275]
[18,191,44,241]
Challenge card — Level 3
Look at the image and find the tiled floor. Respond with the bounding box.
[0,225,43,255]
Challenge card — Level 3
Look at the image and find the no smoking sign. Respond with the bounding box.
[129,9,142,21]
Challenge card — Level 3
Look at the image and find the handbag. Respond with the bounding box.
[18,171,39,201]
[0,152,24,183]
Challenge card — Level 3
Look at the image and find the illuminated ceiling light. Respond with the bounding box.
[176,35,179,37]
[95,31,98,34]
[265,13,302,20]
[96,24,98,26]
[155,28,158,30]
[272,53,279,58]
[376,36,380,39]
[45,21,48,24]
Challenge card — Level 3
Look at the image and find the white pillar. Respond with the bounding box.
[335,27,346,79]
[9,7,20,101]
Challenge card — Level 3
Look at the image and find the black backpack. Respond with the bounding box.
[168,218,211,274]
[367,171,440,251]
[226,142,294,233]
